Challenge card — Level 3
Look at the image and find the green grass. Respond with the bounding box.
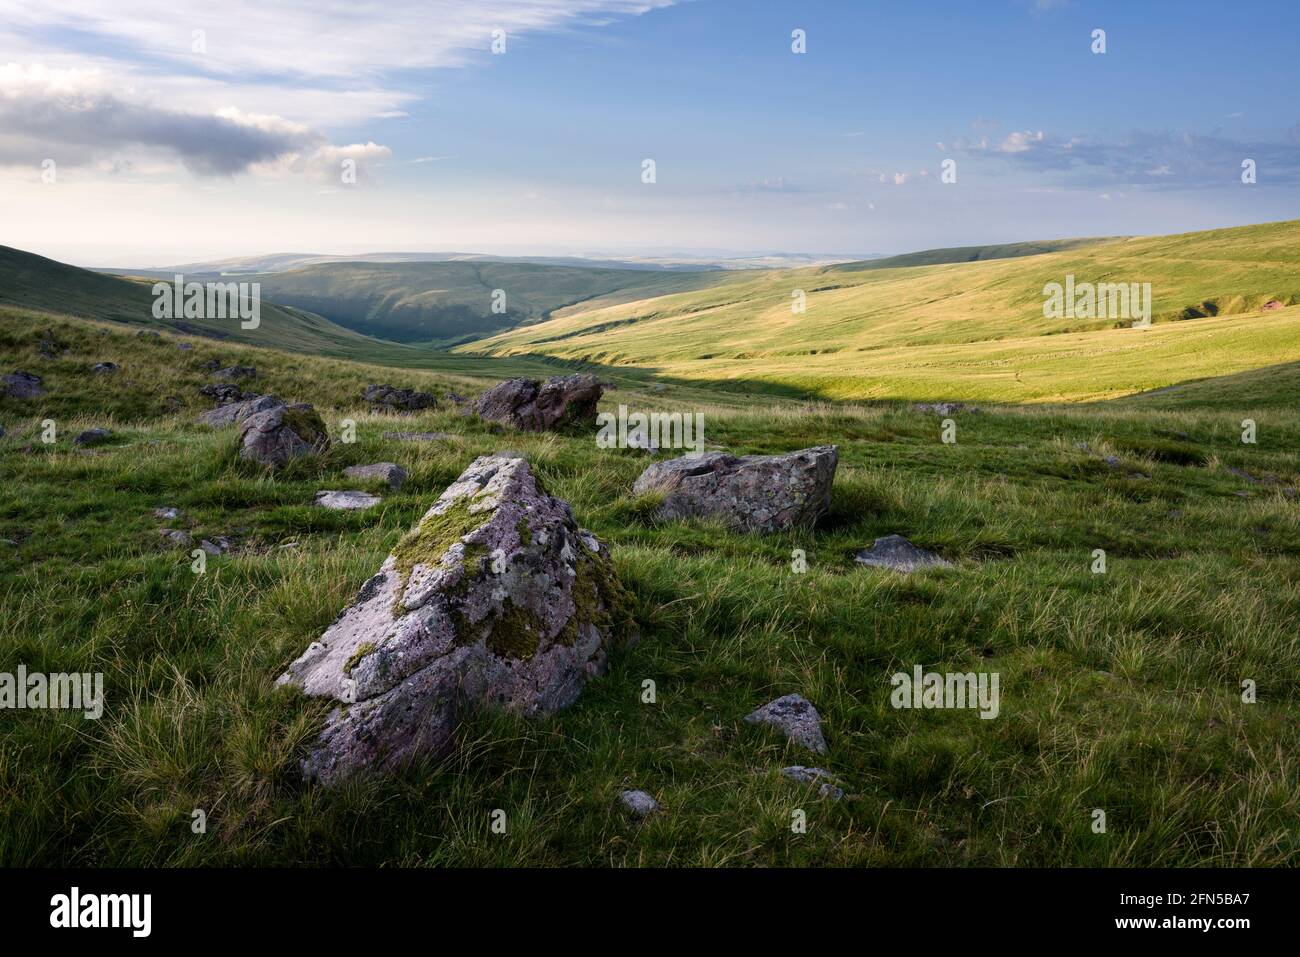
[2,307,1296,866]
[463,219,1300,402]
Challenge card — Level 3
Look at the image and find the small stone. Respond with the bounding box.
[159,529,193,547]
[314,490,382,510]
[199,537,231,556]
[619,790,660,817]
[781,766,844,800]
[912,401,977,415]
[177,342,193,350]
[213,365,257,381]
[343,462,408,489]
[1,371,45,399]
[745,694,827,753]
[362,383,437,412]
[854,534,952,572]
[153,507,183,521]
[92,362,119,375]
[383,431,452,442]
[73,428,113,446]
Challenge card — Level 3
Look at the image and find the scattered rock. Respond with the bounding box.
[153,507,183,521]
[176,342,193,351]
[912,401,978,415]
[619,789,660,817]
[91,362,118,375]
[745,694,827,753]
[159,528,193,547]
[238,403,329,467]
[362,383,437,412]
[1226,467,1262,484]
[781,766,844,800]
[1,371,45,400]
[1261,300,1284,312]
[198,393,284,428]
[855,534,952,572]
[383,431,452,442]
[199,537,231,556]
[314,490,383,511]
[276,453,635,784]
[199,383,251,406]
[632,445,838,533]
[475,374,604,432]
[73,428,113,446]
[444,392,467,404]
[136,330,161,339]
[213,365,257,381]
[343,462,408,489]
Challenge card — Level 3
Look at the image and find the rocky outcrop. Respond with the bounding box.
[362,383,437,412]
[632,446,838,533]
[238,403,329,467]
[277,453,636,784]
[1,371,45,400]
[745,694,827,753]
[854,534,951,572]
[475,374,604,432]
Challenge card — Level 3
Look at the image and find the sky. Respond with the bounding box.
[1,0,1297,267]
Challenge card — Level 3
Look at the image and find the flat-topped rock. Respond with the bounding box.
[632,445,838,533]
[343,462,408,489]
[314,490,383,511]
[854,534,952,572]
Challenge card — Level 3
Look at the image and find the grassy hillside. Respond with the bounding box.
[829,236,1122,272]
[1,306,1296,867]
[464,220,1300,402]
[250,261,726,345]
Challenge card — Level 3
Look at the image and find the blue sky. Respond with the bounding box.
[1,0,1297,265]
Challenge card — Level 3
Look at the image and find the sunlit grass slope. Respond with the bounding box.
[464,220,1300,402]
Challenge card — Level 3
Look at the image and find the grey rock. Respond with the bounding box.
[619,789,660,817]
[854,534,952,572]
[912,401,978,415]
[383,431,452,442]
[199,383,249,406]
[137,330,161,339]
[362,383,437,412]
[92,362,119,375]
[781,766,844,800]
[277,453,635,785]
[343,462,408,489]
[213,365,257,381]
[73,428,113,446]
[632,445,838,533]
[745,694,827,753]
[475,374,604,432]
[1,371,45,400]
[200,538,230,556]
[159,528,193,547]
[238,403,329,467]
[176,342,193,350]
[314,490,383,511]
[153,507,183,521]
[198,393,284,428]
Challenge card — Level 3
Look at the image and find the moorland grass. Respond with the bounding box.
[1,309,1296,866]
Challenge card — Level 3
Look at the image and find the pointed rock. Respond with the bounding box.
[277,453,636,784]
[745,694,827,753]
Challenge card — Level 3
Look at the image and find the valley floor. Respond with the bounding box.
[1,310,1297,866]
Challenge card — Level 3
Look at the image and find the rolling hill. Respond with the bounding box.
[461,220,1300,403]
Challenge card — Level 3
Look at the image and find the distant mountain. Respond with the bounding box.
[103,250,864,277]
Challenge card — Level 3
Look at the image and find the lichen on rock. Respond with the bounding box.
[277,452,636,784]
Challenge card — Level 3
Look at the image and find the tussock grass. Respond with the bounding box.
[1,308,1297,867]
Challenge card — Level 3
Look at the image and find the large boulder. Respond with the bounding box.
[238,402,329,467]
[362,383,437,412]
[475,374,604,432]
[632,445,838,533]
[277,453,635,784]
[1,371,45,400]
[199,394,284,427]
